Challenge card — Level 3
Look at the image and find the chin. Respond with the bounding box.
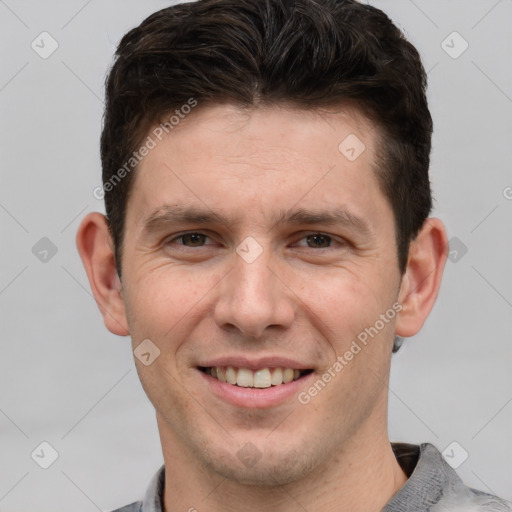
[198,442,323,487]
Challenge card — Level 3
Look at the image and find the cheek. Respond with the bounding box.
[298,269,388,342]
[123,267,216,344]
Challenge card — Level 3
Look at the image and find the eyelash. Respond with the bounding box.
[165,231,346,250]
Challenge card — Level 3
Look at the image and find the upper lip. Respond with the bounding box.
[197,356,312,371]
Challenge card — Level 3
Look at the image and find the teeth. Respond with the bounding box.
[283,368,294,383]
[226,366,237,385]
[236,368,253,387]
[271,368,283,385]
[206,366,306,388]
[254,368,272,388]
[217,366,227,382]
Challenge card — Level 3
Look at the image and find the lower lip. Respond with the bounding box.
[198,369,314,408]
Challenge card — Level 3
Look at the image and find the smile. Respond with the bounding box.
[199,366,312,388]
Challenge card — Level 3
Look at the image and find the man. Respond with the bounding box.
[76,0,512,510]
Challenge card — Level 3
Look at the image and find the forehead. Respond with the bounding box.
[126,103,388,230]
[145,103,378,167]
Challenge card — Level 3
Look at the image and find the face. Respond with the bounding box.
[119,104,403,485]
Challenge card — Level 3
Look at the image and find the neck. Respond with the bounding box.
[159,413,408,512]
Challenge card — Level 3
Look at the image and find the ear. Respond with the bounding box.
[76,212,130,336]
[395,218,448,337]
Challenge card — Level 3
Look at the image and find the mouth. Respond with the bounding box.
[198,366,313,388]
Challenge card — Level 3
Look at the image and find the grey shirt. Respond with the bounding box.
[112,443,512,512]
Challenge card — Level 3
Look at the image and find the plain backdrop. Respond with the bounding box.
[1,0,511,510]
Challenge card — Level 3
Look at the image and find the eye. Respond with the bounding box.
[294,233,340,249]
[303,234,332,248]
[168,232,211,247]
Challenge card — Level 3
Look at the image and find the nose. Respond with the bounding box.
[213,245,295,338]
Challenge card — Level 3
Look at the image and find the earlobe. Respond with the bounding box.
[76,212,130,336]
[395,218,448,338]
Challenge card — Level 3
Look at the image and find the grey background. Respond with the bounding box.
[1,0,511,510]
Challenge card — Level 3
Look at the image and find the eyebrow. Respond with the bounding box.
[142,205,233,232]
[278,208,372,236]
[141,204,373,237]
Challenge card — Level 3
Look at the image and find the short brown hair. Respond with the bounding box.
[100,0,433,277]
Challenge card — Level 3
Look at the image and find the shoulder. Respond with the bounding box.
[109,464,165,512]
[386,443,512,512]
[421,443,512,511]
[453,488,512,512]
[109,502,142,512]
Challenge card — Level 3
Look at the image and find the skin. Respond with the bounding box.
[77,104,448,511]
